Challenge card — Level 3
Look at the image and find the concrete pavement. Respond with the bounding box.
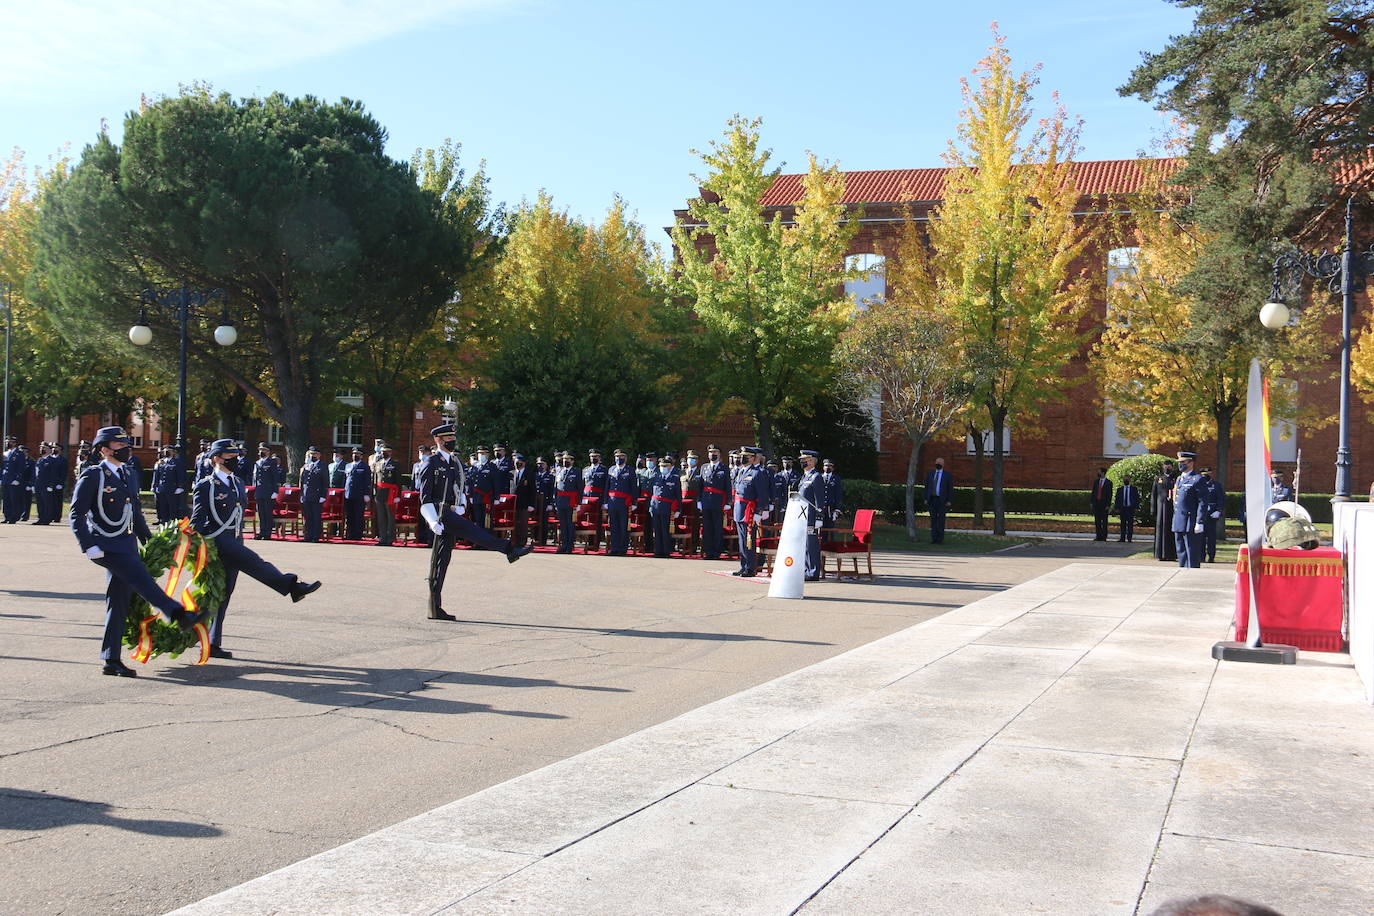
[1,522,1141,915]
[174,562,1374,916]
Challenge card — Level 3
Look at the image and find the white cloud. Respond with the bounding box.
[0,0,522,101]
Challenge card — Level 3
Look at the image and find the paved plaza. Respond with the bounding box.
[2,523,1121,915]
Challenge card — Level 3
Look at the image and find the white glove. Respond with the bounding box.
[1193,523,1204,534]
[84,546,105,559]
[46,487,53,492]
[759,511,769,521]
[271,493,277,501]
[175,488,184,494]
[1210,511,1221,519]
[320,497,326,504]
[696,501,702,510]
[432,522,445,535]
[454,505,465,516]
[27,486,34,492]
[363,495,370,503]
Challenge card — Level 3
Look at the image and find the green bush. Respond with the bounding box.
[1106,454,1173,524]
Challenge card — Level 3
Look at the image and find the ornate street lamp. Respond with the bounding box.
[128,285,235,463]
[1262,196,1373,502]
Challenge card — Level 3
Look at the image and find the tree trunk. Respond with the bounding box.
[1214,408,1234,494]
[990,404,1007,537]
[905,439,923,539]
[969,422,986,526]
[755,411,774,458]
[57,411,72,452]
[281,395,313,476]
[217,387,248,439]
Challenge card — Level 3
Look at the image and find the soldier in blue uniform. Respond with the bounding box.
[553,451,583,553]
[508,452,537,548]
[491,443,514,496]
[329,449,348,488]
[411,446,433,546]
[732,446,773,577]
[1198,466,1226,563]
[0,436,14,515]
[70,427,197,676]
[194,439,214,483]
[767,459,788,521]
[796,449,826,580]
[649,455,682,557]
[192,439,321,657]
[637,451,656,554]
[1170,450,1205,569]
[299,445,328,543]
[2,442,33,523]
[36,443,70,525]
[583,449,608,502]
[604,448,637,556]
[419,424,531,620]
[1270,470,1294,504]
[534,456,554,546]
[821,458,845,528]
[151,447,185,524]
[343,448,372,540]
[681,450,702,555]
[698,444,729,560]
[251,443,284,540]
[467,445,496,529]
[30,443,51,524]
[781,456,801,492]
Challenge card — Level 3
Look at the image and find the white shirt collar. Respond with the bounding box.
[215,468,235,485]
[101,459,123,475]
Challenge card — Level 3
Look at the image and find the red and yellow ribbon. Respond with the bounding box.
[131,519,212,665]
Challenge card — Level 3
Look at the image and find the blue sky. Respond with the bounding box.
[2,0,1194,239]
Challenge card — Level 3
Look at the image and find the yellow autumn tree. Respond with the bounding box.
[1097,176,1332,491]
[907,31,1093,535]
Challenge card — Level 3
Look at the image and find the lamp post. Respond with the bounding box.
[128,285,236,464]
[1262,196,1373,503]
[2,279,11,447]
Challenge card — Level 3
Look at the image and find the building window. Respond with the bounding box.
[845,253,886,308]
[1270,380,1298,463]
[1106,247,1140,326]
[267,423,284,445]
[131,435,144,448]
[334,415,362,448]
[336,388,364,409]
[1102,408,1148,457]
[966,426,1011,455]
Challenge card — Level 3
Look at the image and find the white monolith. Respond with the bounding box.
[767,493,808,599]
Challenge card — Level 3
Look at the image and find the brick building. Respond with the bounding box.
[672,158,1374,494]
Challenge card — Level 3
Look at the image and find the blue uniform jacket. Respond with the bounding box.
[253,457,283,496]
[418,452,465,509]
[467,462,496,504]
[1171,470,1204,532]
[583,464,609,497]
[192,472,247,541]
[70,463,151,554]
[822,473,844,514]
[605,464,638,504]
[300,460,329,502]
[344,460,373,500]
[699,462,730,511]
[152,457,185,493]
[1199,478,1225,518]
[650,469,682,509]
[2,450,33,486]
[796,468,826,526]
[36,454,67,490]
[732,464,773,523]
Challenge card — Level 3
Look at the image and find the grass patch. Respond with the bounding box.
[869,520,1036,554]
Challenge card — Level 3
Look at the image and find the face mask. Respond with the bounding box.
[564,461,573,468]
[439,439,456,452]
[478,454,489,465]
[222,456,240,472]
[111,446,133,463]
[616,457,625,466]
[688,458,697,467]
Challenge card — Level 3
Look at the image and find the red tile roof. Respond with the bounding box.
[758,158,1182,208]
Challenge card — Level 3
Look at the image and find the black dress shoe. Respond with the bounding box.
[101,660,138,677]
[506,545,533,564]
[290,580,322,603]
[429,608,457,621]
[805,575,822,582]
[208,646,233,659]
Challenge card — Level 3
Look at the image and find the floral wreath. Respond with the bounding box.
[122,519,227,665]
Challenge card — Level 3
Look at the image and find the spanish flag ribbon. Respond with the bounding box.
[131,519,212,665]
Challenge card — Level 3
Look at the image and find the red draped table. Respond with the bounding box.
[1234,546,1344,651]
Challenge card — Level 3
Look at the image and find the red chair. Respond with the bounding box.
[757,523,783,575]
[575,497,604,552]
[244,485,257,536]
[491,494,516,538]
[672,501,698,555]
[273,486,302,537]
[628,497,649,553]
[821,509,876,580]
[395,490,421,542]
[722,507,739,557]
[321,488,345,540]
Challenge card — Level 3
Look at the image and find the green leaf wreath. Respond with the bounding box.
[122,523,227,659]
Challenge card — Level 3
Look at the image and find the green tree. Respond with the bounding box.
[667,116,859,456]
[31,88,482,469]
[917,34,1092,535]
[460,194,674,458]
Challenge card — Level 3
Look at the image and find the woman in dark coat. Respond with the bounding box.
[1152,461,1178,561]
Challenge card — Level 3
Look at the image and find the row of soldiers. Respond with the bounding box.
[2,438,75,525]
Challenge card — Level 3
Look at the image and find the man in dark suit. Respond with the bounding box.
[70,426,194,676]
[192,439,320,658]
[1090,467,1113,541]
[1114,475,1140,543]
[923,457,951,544]
[508,452,537,548]
[299,445,328,542]
[821,459,844,528]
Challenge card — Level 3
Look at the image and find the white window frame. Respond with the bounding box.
[267,423,284,445]
[334,415,363,448]
[1270,379,1298,463]
[1102,407,1148,457]
[1106,247,1140,327]
[336,388,364,409]
[966,426,1011,455]
[845,253,886,309]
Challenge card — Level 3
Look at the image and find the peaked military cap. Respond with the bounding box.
[799,449,820,458]
[379,443,392,452]
[307,444,320,452]
[822,458,835,466]
[431,423,456,437]
[589,448,601,457]
[707,444,720,451]
[766,458,780,468]
[208,438,238,456]
[536,456,548,463]
[493,442,506,450]
[258,442,270,450]
[1177,450,1197,460]
[477,444,490,452]
[686,449,698,458]
[1199,466,1213,473]
[742,446,763,455]
[614,448,627,457]
[93,426,132,447]
[645,451,657,458]
[513,452,526,461]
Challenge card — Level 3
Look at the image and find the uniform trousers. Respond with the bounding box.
[3,485,26,522]
[209,535,297,647]
[302,500,323,542]
[428,508,511,609]
[805,529,821,579]
[374,496,394,545]
[155,489,183,524]
[91,550,188,660]
[1174,531,1202,569]
[736,518,757,574]
[1203,517,1220,562]
[701,507,723,558]
[344,497,366,540]
[651,504,673,557]
[468,499,487,530]
[1118,511,1135,543]
[556,501,575,553]
[36,488,61,524]
[606,499,630,554]
[256,496,276,538]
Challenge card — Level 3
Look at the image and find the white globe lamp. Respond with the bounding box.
[128,324,153,347]
[1259,300,1291,330]
[214,324,238,347]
